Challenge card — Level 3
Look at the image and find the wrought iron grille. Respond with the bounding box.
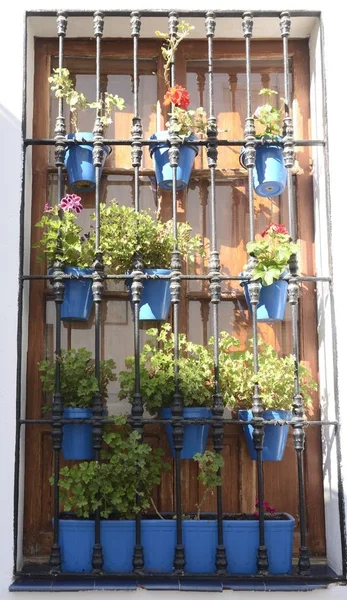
[12,8,347,590]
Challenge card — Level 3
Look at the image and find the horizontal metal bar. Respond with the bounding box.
[25,138,325,148]
[19,418,338,426]
[26,10,321,18]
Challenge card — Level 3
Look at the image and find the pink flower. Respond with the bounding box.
[254,499,276,517]
[261,222,288,237]
[59,194,83,214]
[44,203,53,212]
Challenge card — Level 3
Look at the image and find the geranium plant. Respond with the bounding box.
[49,67,125,132]
[245,222,298,286]
[193,451,224,519]
[254,88,284,139]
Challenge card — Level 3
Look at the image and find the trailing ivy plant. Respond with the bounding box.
[96,201,204,273]
[118,323,215,415]
[217,333,317,413]
[53,415,170,519]
[193,451,224,519]
[39,347,116,409]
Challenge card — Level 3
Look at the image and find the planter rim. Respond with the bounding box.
[66,131,112,156]
[149,130,199,158]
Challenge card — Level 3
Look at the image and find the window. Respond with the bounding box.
[11,9,346,591]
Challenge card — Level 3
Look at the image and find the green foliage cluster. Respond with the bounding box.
[167,106,208,138]
[98,202,204,273]
[118,323,214,414]
[218,333,317,412]
[254,88,284,138]
[246,230,298,286]
[39,347,116,409]
[54,415,170,519]
[193,451,224,519]
[34,206,94,267]
[155,20,195,87]
[49,68,125,132]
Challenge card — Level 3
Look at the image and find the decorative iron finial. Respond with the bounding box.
[130,11,141,37]
[242,11,253,38]
[280,11,291,38]
[168,10,178,37]
[56,11,67,37]
[205,11,216,37]
[93,11,104,37]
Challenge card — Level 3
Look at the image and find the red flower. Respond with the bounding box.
[261,222,288,237]
[163,85,190,110]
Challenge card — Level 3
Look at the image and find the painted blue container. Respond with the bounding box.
[101,520,136,573]
[242,279,288,322]
[61,267,93,322]
[139,269,171,320]
[239,409,293,461]
[150,131,198,190]
[62,407,95,461]
[59,518,94,572]
[223,514,295,574]
[142,519,176,573]
[161,407,212,459]
[253,143,287,198]
[183,520,218,573]
[65,132,110,193]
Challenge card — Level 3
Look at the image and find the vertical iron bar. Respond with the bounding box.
[49,10,67,575]
[167,10,185,574]
[205,10,226,575]
[91,10,105,574]
[130,10,144,574]
[242,11,268,574]
[280,11,310,575]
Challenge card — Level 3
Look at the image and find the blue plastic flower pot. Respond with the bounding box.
[161,407,212,459]
[223,513,295,574]
[150,131,198,190]
[101,520,136,573]
[65,132,110,193]
[62,408,95,461]
[183,520,218,573]
[242,279,288,322]
[142,519,176,573]
[59,518,94,572]
[61,267,93,322]
[239,409,293,461]
[140,269,171,320]
[253,143,287,197]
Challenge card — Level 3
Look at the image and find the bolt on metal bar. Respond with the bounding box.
[130,9,145,575]
[242,10,268,575]
[205,10,227,574]
[49,10,68,575]
[280,11,311,575]
[90,10,106,574]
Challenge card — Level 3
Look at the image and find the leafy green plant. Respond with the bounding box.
[193,451,224,519]
[53,415,170,519]
[253,88,284,138]
[39,347,116,409]
[96,201,204,273]
[118,323,215,415]
[155,20,195,88]
[218,333,317,413]
[245,222,298,286]
[34,201,94,267]
[49,67,125,132]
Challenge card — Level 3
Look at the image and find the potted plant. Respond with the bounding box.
[151,21,208,190]
[53,415,172,573]
[49,67,125,192]
[242,222,298,322]
[39,347,116,460]
[97,201,204,321]
[219,333,317,461]
[118,324,215,458]
[34,196,95,321]
[240,88,287,197]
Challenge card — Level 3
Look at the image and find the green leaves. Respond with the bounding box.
[254,88,283,138]
[54,420,171,519]
[156,20,195,87]
[39,348,116,409]
[246,232,298,286]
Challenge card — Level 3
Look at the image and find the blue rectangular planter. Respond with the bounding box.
[183,520,218,573]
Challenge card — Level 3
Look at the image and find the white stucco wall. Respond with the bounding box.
[1,0,347,598]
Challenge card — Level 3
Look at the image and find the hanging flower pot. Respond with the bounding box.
[241,277,288,322]
[150,131,198,190]
[127,268,172,321]
[62,407,95,460]
[238,409,293,461]
[240,140,287,199]
[161,407,212,459]
[65,132,110,193]
[61,266,93,322]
